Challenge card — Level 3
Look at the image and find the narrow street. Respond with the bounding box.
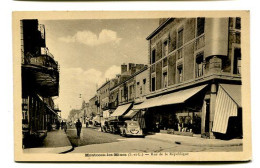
[66,127,242,153]
[66,127,126,147]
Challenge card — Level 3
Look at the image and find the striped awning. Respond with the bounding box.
[110,103,132,117]
[133,84,207,110]
[123,109,139,119]
[212,84,241,134]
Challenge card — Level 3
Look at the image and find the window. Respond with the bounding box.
[151,49,156,64]
[140,86,143,95]
[196,52,204,77]
[143,79,146,95]
[120,89,123,101]
[197,17,205,36]
[163,71,168,88]
[177,28,184,60]
[177,49,183,59]
[233,48,241,75]
[143,79,146,84]
[163,40,168,56]
[129,85,134,99]
[151,77,156,91]
[163,57,167,67]
[235,17,241,29]
[177,65,183,83]
[177,28,184,48]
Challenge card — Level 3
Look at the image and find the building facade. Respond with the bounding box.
[21,19,60,146]
[89,95,98,118]
[134,18,242,139]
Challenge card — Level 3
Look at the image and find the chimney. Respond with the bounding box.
[121,64,127,74]
[136,64,145,71]
[128,63,136,75]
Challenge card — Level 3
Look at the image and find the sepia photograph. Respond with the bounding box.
[13,11,251,162]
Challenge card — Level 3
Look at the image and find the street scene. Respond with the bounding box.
[20,17,243,154]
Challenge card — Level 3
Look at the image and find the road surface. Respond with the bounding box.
[66,127,242,153]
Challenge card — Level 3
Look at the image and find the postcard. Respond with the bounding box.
[13,11,251,162]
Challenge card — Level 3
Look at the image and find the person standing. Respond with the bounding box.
[64,122,67,133]
[75,119,82,138]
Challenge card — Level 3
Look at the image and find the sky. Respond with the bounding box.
[40,19,159,119]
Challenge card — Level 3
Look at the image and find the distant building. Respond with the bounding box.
[89,95,98,117]
[109,63,147,121]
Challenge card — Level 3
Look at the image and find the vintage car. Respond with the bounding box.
[119,120,144,137]
[101,121,110,133]
[101,120,124,134]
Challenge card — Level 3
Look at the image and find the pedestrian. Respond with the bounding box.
[64,122,67,133]
[61,120,64,130]
[75,119,82,138]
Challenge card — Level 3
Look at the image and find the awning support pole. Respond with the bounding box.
[209,83,217,139]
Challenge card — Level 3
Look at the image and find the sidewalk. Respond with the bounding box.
[146,133,243,147]
[23,129,73,154]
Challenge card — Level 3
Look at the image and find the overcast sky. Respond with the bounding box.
[40,19,159,119]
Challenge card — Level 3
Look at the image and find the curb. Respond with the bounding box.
[59,131,75,154]
[174,141,243,147]
[146,136,243,148]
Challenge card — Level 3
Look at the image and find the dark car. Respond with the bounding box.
[119,120,144,137]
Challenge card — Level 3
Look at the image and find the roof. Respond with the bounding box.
[146,18,174,40]
[97,80,110,91]
[110,66,148,91]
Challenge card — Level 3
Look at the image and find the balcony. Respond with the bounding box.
[24,47,58,70]
[22,48,59,97]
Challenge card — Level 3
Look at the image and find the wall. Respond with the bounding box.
[135,68,150,102]
[148,17,240,94]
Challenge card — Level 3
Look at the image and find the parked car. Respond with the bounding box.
[119,120,144,137]
[101,121,110,132]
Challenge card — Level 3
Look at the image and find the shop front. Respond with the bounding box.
[133,84,208,136]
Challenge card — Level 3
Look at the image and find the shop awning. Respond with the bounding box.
[110,103,132,117]
[36,94,59,117]
[123,109,139,119]
[220,84,241,107]
[133,84,208,110]
[212,84,241,134]
[46,104,59,116]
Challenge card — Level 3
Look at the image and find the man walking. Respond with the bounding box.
[75,119,82,138]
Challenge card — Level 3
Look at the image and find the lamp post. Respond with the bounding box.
[79,93,86,124]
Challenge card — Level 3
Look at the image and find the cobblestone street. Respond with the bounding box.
[66,127,242,153]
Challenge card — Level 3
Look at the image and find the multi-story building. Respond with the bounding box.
[89,95,98,118]
[109,63,146,121]
[21,19,60,146]
[97,80,113,120]
[133,18,242,139]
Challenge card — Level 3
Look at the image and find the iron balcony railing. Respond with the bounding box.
[22,47,58,70]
